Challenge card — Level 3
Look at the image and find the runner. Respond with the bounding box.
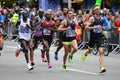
[37,9,47,62]
[17,11,34,70]
[54,17,62,60]
[32,16,41,50]
[81,6,106,73]
[31,16,46,62]
[54,8,69,60]
[0,21,5,56]
[57,10,78,71]
[41,11,56,68]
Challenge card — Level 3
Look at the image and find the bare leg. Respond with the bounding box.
[70,40,78,56]
[0,40,3,50]
[21,40,29,63]
[98,47,104,68]
[55,39,63,53]
[98,47,106,73]
[42,39,52,68]
[63,45,69,65]
[29,39,34,65]
[21,40,33,70]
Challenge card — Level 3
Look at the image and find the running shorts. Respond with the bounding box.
[62,40,76,45]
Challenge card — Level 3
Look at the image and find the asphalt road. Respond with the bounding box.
[0,41,120,80]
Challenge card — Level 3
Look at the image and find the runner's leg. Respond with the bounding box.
[68,40,78,63]
[29,39,34,66]
[42,39,51,68]
[54,39,63,60]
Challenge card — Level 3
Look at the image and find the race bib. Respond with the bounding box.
[43,28,51,35]
[19,25,29,33]
[93,25,102,33]
[66,30,76,37]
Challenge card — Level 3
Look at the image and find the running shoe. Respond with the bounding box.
[68,55,74,63]
[54,52,58,60]
[62,65,68,71]
[42,58,47,62]
[15,49,20,57]
[27,63,33,71]
[15,44,21,57]
[81,54,87,61]
[31,62,35,66]
[30,60,35,66]
[100,67,106,73]
[48,63,52,68]
[41,50,47,62]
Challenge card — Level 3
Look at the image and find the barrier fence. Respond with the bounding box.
[78,27,120,54]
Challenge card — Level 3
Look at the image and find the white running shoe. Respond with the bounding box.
[27,63,33,71]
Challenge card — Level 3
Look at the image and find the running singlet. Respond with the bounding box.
[34,23,42,37]
[90,16,104,36]
[19,18,32,41]
[62,20,76,42]
[42,20,54,37]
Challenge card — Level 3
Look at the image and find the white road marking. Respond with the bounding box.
[68,68,98,75]
[5,45,17,48]
[5,45,57,50]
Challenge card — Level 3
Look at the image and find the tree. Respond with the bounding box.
[1,0,17,7]
[110,0,120,9]
[105,0,120,9]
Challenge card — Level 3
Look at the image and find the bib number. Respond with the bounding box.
[93,25,102,33]
[19,25,29,33]
[43,28,51,35]
[66,30,76,37]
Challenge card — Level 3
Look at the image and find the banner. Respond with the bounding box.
[75,25,82,41]
[41,0,60,12]
[95,0,102,6]
[104,16,111,30]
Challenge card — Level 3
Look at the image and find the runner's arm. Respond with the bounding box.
[49,21,58,32]
[85,17,100,31]
[15,20,20,33]
[57,20,71,32]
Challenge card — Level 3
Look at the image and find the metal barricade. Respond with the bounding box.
[78,27,120,54]
[78,30,90,49]
[4,21,18,41]
[110,27,120,54]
